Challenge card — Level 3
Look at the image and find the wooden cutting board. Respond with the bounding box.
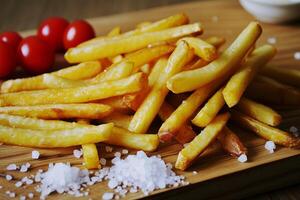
[1,0,300,199]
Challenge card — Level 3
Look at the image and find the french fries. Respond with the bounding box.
[167,22,262,93]
[192,87,225,127]
[158,102,196,144]
[247,75,300,105]
[217,127,247,157]
[231,111,299,148]
[236,97,282,126]
[181,37,217,61]
[128,41,190,134]
[0,73,146,106]
[222,44,276,107]
[82,144,100,169]
[175,113,230,170]
[107,127,159,151]
[0,104,112,119]
[97,96,132,113]
[0,123,113,148]
[0,61,102,93]
[260,65,300,88]
[65,23,202,63]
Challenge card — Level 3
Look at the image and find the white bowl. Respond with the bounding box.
[239,0,300,24]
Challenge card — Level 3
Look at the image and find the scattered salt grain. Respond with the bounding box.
[114,152,121,157]
[105,146,113,153]
[6,174,13,181]
[38,163,90,199]
[237,154,248,163]
[28,193,34,199]
[0,185,2,189]
[265,141,276,153]
[73,149,83,159]
[20,163,30,173]
[100,158,107,166]
[192,171,198,175]
[102,192,114,200]
[15,181,23,188]
[7,191,15,198]
[290,126,298,133]
[32,150,40,159]
[294,52,300,60]
[121,149,128,155]
[267,37,277,44]
[7,164,18,171]
[20,195,26,200]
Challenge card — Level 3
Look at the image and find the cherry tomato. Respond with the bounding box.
[18,36,54,74]
[63,20,95,49]
[0,31,22,50]
[37,17,69,52]
[0,42,17,78]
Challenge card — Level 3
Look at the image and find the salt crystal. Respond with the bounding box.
[73,149,82,158]
[100,158,107,166]
[265,141,276,153]
[121,149,128,155]
[28,193,34,199]
[15,181,23,188]
[289,126,298,133]
[20,195,26,200]
[6,174,13,181]
[105,146,113,152]
[32,150,40,159]
[102,192,114,200]
[267,37,277,44]
[294,52,300,60]
[0,185,2,189]
[6,190,10,194]
[237,154,248,163]
[20,164,29,173]
[192,171,198,175]
[7,164,18,171]
[25,162,31,168]
[114,152,121,157]
[9,192,15,198]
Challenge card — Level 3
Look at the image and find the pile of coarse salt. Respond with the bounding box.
[105,151,186,196]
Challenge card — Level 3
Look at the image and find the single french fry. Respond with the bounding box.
[246,75,300,105]
[42,74,85,89]
[260,65,300,88]
[97,96,132,113]
[0,104,112,119]
[158,81,219,140]
[222,44,276,107]
[148,57,168,87]
[158,102,196,143]
[88,61,134,83]
[217,127,247,157]
[236,97,282,126]
[101,112,132,129]
[167,22,262,93]
[192,87,225,127]
[205,36,226,49]
[0,113,86,130]
[106,127,159,151]
[181,37,217,61]
[0,123,113,148]
[231,111,299,148]
[124,45,174,72]
[0,61,102,93]
[0,73,146,106]
[128,41,190,134]
[65,23,202,63]
[82,143,100,169]
[175,113,230,170]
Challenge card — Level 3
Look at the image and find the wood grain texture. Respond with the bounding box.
[0,0,300,199]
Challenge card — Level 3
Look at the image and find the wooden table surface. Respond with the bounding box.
[0,0,299,199]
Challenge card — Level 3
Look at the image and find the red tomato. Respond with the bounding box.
[63,20,95,49]
[0,42,17,78]
[37,17,69,52]
[18,36,54,74]
[0,31,22,50]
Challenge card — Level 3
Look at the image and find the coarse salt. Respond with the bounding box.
[102,192,114,200]
[32,150,40,159]
[73,149,83,159]
[289,126,298,133]
[8,192,15,198]
[192,171,198,175]
[20,163,30,173]
[114,152,121,157]
[20,195,26,200]
[6,164,18,171]
[28,193,34,199]
[237,154,248,163]
[100,158,107,166]
[0,185,2,189]
[121,149,129,155]
[265,141,276,153]
[294,52,300,60]
[6,174,13,181]
[15,181,23,188]
[267,37,277,44]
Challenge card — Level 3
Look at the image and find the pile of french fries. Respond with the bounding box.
[0,13,299,171]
